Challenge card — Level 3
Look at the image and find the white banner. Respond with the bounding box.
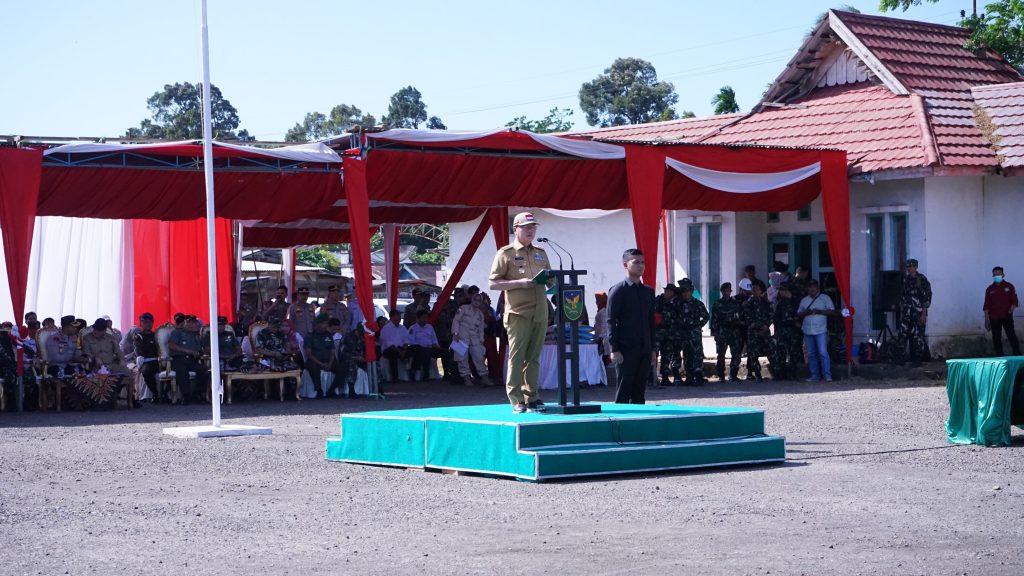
[665,157,820,193]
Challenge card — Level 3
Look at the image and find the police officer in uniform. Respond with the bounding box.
[892,258,932,364]
[489,212,552,413]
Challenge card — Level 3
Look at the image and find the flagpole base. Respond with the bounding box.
[163,424,272,438]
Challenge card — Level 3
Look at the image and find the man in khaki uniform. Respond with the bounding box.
[489,211,552,413]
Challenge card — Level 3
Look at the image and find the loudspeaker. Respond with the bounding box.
[874,271,902,312]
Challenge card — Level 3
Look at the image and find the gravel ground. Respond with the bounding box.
[1,377,1022,576]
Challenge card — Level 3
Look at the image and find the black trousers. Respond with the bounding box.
[408,345,441,379]
[139,360,160,400]
[306,359,331,396]
[991,316,1021,356]
[171,356,208,402]
[614,349,650,404]
[382,347,405,381]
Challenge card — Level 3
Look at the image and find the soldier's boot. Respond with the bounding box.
[658,372,671,387]
[671,368,683,386]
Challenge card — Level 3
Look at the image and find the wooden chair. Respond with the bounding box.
[32,327,61,410]
[243,322,301,402]
[154,324,181,403]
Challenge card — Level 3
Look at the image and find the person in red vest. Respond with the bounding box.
[983,266,1020,356]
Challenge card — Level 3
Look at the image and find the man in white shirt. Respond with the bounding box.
[379,310,409,382]
[797,279,838,382]
[407,309,441,382]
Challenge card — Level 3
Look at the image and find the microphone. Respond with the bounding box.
[537,237,563,270]
[540,237,574,270]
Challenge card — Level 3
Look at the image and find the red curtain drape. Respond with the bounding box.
[820,151,853,362]
[428,214,492,324]
[0,148,42,327]
[488,206,509,247]
[624,145,666,287]
[132,218,235,326]
[342,159,379,332]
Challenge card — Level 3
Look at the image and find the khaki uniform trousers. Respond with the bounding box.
[504,313,546,406]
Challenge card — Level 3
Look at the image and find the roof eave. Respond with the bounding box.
[827,10,909,96]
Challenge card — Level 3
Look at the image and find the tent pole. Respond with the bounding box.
[200,0,221,427]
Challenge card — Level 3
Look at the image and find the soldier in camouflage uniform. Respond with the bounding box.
[741,280,772,382]
[676,278,710,386]
[892,258,932,364]
[711,282,743,381]
[789,266,809,303]
[655,284,683,386]
[770,281,803,380]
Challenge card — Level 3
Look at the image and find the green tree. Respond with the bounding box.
[506,107,575,133]
[284,104,377,142]
[383,86,434,129]
[125,82,243,140]
[296,245,342,272]
[426,116,447,130]
[679,110,697,119]
[879,0,1024,70]
[579,58,679,127]
[711,86,740,115]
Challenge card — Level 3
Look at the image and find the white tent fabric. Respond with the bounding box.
[366,128,625,160]
[664,157,821,193]
[0,217,126,329]
[43,140,343,164]
[540,208,622,219]
[525,132,625,160]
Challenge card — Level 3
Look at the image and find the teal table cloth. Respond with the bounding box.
[945,357,1024,446]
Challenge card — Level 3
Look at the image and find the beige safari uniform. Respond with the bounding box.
[452,304,487,378]
[81,331,129,375]
[490,239,551,405]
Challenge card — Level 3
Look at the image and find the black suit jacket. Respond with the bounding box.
[607,279,656,354]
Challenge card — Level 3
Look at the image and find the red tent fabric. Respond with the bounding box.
[0,148,42,328]
[132,218,235,325]
[342,129,851,361]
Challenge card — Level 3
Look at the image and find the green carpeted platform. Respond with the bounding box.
[325,403,785,481]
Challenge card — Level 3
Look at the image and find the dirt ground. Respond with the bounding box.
[1,377,1022,576]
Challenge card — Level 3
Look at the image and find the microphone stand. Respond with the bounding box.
[544,238,575,271]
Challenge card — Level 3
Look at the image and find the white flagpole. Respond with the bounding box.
[163,0,270,437]
[200,0,222,427]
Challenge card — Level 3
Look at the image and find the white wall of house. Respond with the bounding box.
[848,177,924,337]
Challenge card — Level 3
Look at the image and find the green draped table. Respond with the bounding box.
[945,357,1024,446]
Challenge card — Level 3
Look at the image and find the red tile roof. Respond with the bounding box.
[573,10,1024,174]
[701,84,931,173]
[571,114,740,143]
[832,11,1020,168]
[972,82,1024,168]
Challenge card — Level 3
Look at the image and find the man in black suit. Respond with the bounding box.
[607,248,657,404]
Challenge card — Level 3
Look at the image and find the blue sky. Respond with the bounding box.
[2,0,962,141]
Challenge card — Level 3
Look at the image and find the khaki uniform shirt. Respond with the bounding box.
[318,300,351,332]
[81,331,126,372]
[288,301,317,338]
[452,304,485,344]
[489,240,551,323]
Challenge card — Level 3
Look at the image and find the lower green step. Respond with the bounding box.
[326,403,786,482]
